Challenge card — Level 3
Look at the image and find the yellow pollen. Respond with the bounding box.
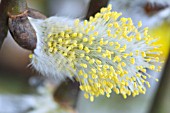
[29,54,33,59]
[138,21,142,28]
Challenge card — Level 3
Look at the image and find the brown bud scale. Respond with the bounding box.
[28,8,47,19]
[8,11,37,50]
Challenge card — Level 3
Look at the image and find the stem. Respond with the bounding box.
[0,0,9,48]
[7,0,28,15]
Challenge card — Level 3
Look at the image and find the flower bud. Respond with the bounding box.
[8,10,37,50]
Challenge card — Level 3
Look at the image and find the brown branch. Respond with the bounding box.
[0,0,9,48]
[85,0,109,19]
[7,0,28,16]
[149,53,170,113]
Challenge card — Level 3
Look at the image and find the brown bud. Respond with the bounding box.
[8,10,37,50]
[54,79,80,109]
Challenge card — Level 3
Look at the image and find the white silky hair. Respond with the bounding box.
[29,17,77,80]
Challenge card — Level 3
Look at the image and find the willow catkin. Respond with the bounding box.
[29,4,163,102]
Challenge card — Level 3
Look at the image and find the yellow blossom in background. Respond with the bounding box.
[29,4,163,102]
[149,22,170,61]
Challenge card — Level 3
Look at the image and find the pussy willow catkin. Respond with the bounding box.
[29,4,162,102]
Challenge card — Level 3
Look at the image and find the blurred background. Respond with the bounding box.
[0,0,169,113]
